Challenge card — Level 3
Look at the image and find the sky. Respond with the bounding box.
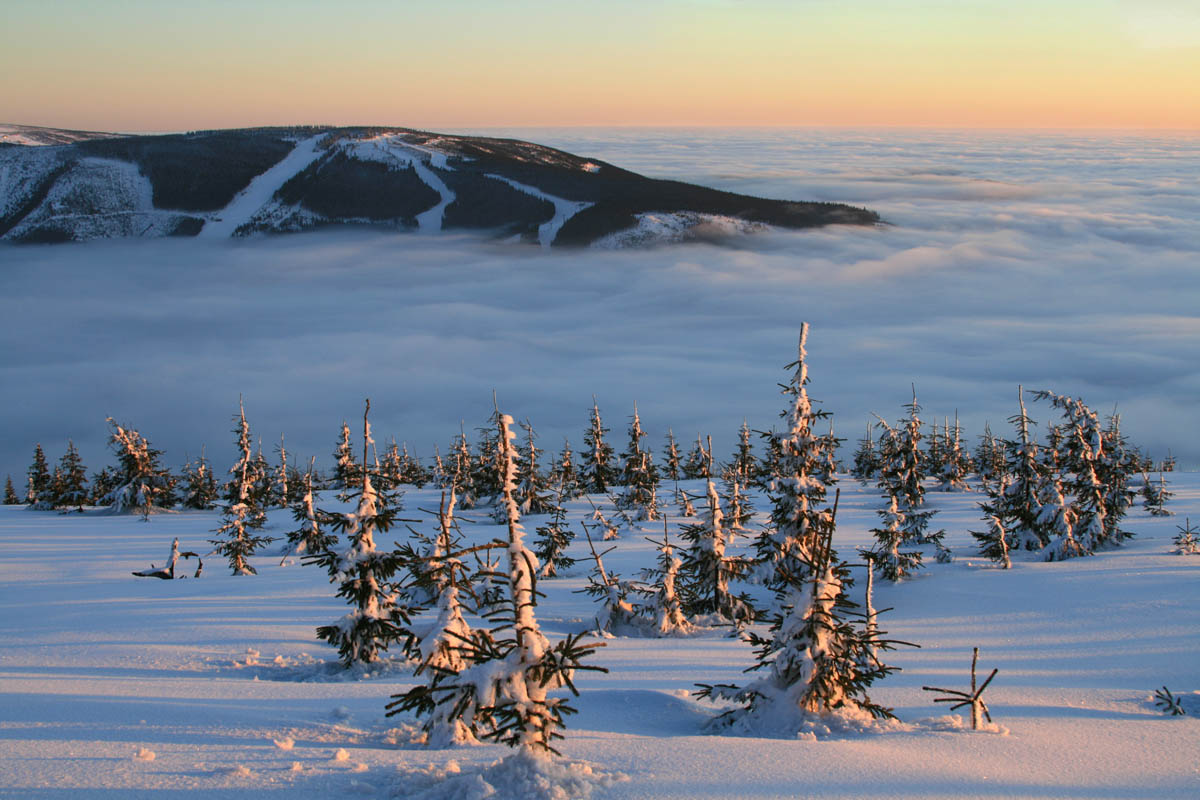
[2,0,1199,131]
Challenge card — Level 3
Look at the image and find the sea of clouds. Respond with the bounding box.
[1,127,1197,483]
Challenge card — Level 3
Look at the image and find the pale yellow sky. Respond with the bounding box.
[2,0,1197,131]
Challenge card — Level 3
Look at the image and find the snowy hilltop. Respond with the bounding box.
[0,124,878,247]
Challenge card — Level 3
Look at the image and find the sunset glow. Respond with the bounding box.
[3,0,1197,132]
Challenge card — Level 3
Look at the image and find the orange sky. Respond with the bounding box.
[2,1,1198,131]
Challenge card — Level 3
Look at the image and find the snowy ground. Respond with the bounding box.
[2,474,1198,799]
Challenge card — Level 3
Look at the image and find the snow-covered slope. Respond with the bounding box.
[1,474,1197,798]
[0,126,879,247]
[0,123,122,147]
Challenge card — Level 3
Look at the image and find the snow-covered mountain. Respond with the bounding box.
[0,125,879,247]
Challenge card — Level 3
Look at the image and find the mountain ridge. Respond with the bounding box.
[0,124,880,247]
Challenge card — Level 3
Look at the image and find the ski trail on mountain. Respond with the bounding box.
[373,138,455,233]
[484,174,593,247]
[198,134,326,239]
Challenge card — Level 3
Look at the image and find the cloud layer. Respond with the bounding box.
[2,128,1197,482]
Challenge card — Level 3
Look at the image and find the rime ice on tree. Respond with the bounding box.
[209,398,272,575]
[309,400,416,666]
[387,404,605,755]
[754,323,835,587]
[697,498,907,736]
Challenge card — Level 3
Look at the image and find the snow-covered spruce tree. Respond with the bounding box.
[102,418,177,517]
[533,480,575,578]
[89,467,117,506]
[247,441,273,509]
[697,500,906,734]
[971,388,1045,563]
[209,400,272,575]
[332,420,356,498]
[974,422,1007,488]
[1099,412,1138,537]
[180,448,218,510]
[679,477,755,625]
[1142,472,1172,516]
[473,409,505,509]
[388,493,484,746]
[636,522,694,636]
[924,419,946,479]
[578,525,642,634]
[52,440,89,512]
[580,398,617,495]
[1032,390,1131,551]
[272,435,289,509]
[25,443,51,508]
[731,420,760,483]
[753,323,834,587]
[850,421,879,483]
[398,442,430,488]
[1037,467,1085,561]
[309,400,416,666]
[662,429,682,483]
[547,438,578,501]
[517,419,556,516]
[936,413,971,492]
[817,419,842,486]
[1173,518,1199,555]
[682,434,710,480]
[448,426,477,509]
[618,406,659,520]
[3,477,19,505]
[280,458,336,562]
[864,491,923,581]
[388,408,606,754]
[874,391,946,568]
[720,461,754,531]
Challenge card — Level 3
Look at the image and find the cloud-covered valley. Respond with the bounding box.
[1,128,1197,481]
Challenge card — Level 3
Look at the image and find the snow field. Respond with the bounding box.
[1,474,1198,798]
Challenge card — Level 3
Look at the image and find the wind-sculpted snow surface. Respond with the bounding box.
[1,475,1199,797]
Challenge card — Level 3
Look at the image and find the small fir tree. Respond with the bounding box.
[1142,472,1172,516]
[662,429,682,483]
[101,419,177,516]
[617,405,659,520]
[679,477,755,625]
[3,476,19,505]
[25,444,52,508]
[697,499,907,734]
[280,458,335,562]
[53,440,89,512]
[936,413,971,492]
[309,400,416,666]
[549,437,580,500]
[974,422,1007,487]
[388,406,606,755]
[682,434,710,480]
[180,448,219,510]
[533,480,576,578]
[580,398,617,494]
[850,421,879,483]
[731,420,759,483]
[332,420,356,497]
[516,419,556,515]
[210,399,272,575]
[1172,518,1198,555]
[635,522,695,636]
[448,426,477,509]
[754,324,834,587]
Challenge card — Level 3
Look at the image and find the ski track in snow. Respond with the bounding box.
[198,134,327,239]
[369,137,455,233]
[484,173,593,247]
